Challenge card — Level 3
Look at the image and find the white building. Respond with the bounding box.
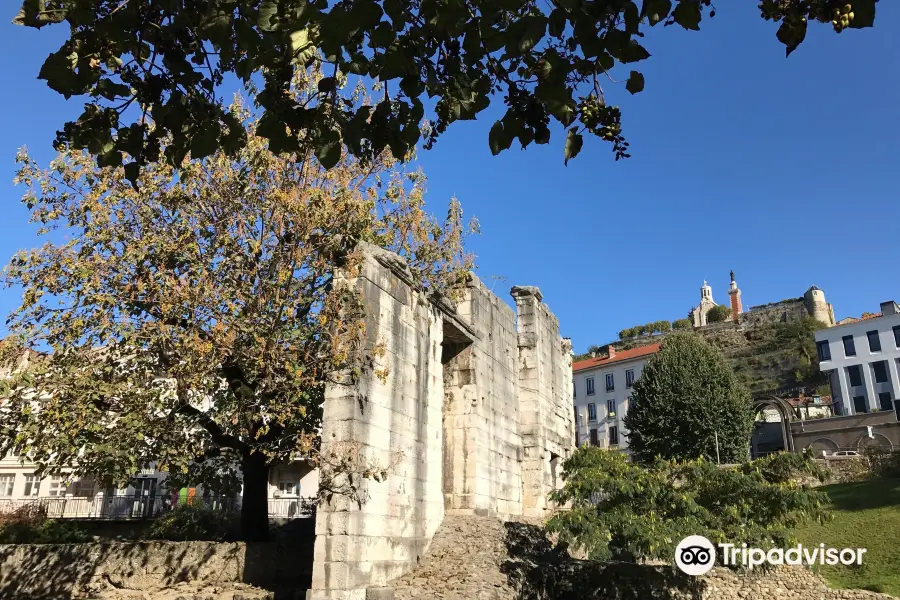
[572,343,660,452]
[815,300,900,417]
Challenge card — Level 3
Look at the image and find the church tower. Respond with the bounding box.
[728,270,742,322]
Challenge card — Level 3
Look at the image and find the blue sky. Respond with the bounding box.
[1,4,897,353]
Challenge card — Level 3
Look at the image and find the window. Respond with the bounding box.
[867,330,882,352]
[72,479,95,497]
[625,369,635,388]
[873,361,889,384]
[894,325,900,348]
[589,429,599,446]
[573,381,576,399]
[586,377,595,396]
[626,396,632,412]
[843,335,856,357]
[853,396,868,414]
[879,392,894,412]
[0,475,13,497]
[587,403,597,422]
[848,365,863,388]
[606,399,616,418]
[816,340,831,362]
[605,373,614,392]
[608,426,619,446]
[278,481,300,496]
[23,475,40,497]
[48,476,65,497]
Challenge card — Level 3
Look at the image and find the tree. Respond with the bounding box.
[0,67,476,541]
[546,447,829,563]
[706,304,732,323]
[11,0,879,182]
[772,317,828,386]
[623,332,754,463]
[672,318,691,330]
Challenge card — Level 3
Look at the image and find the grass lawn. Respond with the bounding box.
[793,478,900,596]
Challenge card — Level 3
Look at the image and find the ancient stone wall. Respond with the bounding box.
[310,244,446,599]
[0,540,311,599]
[443,275,523,516]
[308,244,573,600]
[741,298,809,328]
[512,286,574,516]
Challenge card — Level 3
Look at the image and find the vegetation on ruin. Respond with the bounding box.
[12,0,879,181]
[706,304,732,323]
[0,65,476,541]
[794,477,900,596]
[546,447,829,564]
[618,320,670,340]
[623,332,754,464]
[672,318,691,330]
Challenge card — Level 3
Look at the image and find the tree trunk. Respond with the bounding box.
[241,452,270,542]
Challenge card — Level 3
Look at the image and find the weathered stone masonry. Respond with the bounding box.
[308,244,574,600]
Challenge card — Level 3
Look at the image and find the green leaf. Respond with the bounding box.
[549,8,567,38]
[776,19,807,58]
[290,29,317,65]
[488,120,513,155]
[624,2,640,34]
[190,123,221,160]
[564,128,583,165]
[315,129,342,169]
[847,0,876,28]
[641,0,672,25]
[625,71,645,94]
[258,0,278,31]
[507,15,546,55]
[12,0,67,28]
[123,162,140,186]
[672,0,702,31]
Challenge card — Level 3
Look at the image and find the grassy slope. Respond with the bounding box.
[794,478,900,595]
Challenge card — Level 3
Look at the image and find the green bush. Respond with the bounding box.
[672,318,691,330]
[0,505,91,544]
[146,503,234,541]
[865,447,900,479]
[706,304,732,323]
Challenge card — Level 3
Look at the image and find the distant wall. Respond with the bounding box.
[792,411,900,451]
[0,540,312,599]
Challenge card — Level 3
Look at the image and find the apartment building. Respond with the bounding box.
[572,344,660,452]
[815,300,900,417]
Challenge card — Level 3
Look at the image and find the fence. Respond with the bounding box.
[0,494,317,520]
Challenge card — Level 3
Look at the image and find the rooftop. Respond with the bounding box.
[573,343,661,373]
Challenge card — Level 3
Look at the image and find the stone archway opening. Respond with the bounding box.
[751,397,795,459]
[806,437,839,458]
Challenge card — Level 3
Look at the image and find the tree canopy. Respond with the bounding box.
[546,447,829,563]
[706,304,732,323]
[12,0,879,183]
[623,332,754,463]
[0,67,476,540]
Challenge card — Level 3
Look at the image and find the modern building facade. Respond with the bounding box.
[815,300,900,417]
[572,344,660,452]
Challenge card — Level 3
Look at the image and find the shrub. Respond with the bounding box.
[672,318,691,330]
[547,447,829,564]
[706,304,732,323]
[146,503,234,541]
[865,447,900,479]
[0,504,91,544]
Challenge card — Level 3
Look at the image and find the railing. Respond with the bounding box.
[0,494,318,520]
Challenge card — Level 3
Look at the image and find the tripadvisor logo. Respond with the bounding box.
[674,536,868,575]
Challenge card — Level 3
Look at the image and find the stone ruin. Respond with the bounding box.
[308,243,575,600]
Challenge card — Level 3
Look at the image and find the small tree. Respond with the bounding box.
[624,332,754,464]
[673,318,692,330]
[546,447,829,564]
[706,304,732,323]
[0,68,476,541]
